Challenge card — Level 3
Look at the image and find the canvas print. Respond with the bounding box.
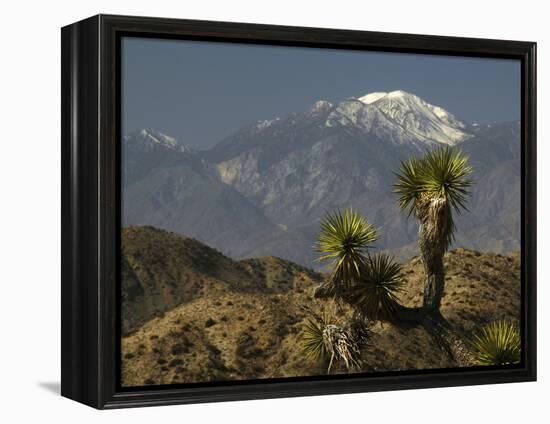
[120,37,522,387]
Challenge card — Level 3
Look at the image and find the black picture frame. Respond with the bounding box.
[61,14,537,409]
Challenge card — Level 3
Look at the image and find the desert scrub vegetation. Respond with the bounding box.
[470,320,520,366]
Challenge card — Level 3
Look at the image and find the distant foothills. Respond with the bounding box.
[122,90,520,270]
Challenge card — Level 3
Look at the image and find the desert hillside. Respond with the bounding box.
[121,226,520,387]
[122,226,322,335]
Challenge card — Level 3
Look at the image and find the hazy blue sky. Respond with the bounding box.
[122,36,521,150]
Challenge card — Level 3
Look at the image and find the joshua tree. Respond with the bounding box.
[314,209,404,321]
[306,209,404,372]
[306,148,474,369]
[305,209,377,372]
[394,146,473,313]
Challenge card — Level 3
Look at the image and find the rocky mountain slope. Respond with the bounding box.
[122,90,520,268]
[121,226,521,387]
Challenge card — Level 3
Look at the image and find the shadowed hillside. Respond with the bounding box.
[121,226,520,387]
[122,226,322,335]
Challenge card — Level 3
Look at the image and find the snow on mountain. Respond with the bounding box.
[255,119,277,131]
[218,90,469,149]
[367,90,469,145]
[358,92,388,104]
[326,90,471,147]
[307,100,333,114]
[124,128,194,153]
[123,95,520,268]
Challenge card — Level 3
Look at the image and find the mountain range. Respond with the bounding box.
[122,90,520,269]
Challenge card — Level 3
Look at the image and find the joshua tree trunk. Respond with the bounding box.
[420,242,445,312]
[418,197,451,314]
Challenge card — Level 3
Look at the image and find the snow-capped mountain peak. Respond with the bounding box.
[127,129,194,153]
[328,90,470,147]
[240,90,469,148]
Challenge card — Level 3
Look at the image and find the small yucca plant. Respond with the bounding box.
[347,253,405,320]
[316,208,377,297]
[302,310,369,374]
[470,320,521,366]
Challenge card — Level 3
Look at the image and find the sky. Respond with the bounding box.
[122,36,521,150]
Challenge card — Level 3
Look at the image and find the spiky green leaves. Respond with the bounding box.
[315,210,405,320]
[470,320,521,366]
[302,316,330,361]
[422,147,473,212]
[394,147,473,251]
[393,156,424,217]
[317,209,378,292]
[394,146,473,217]
[346,253,404,320]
